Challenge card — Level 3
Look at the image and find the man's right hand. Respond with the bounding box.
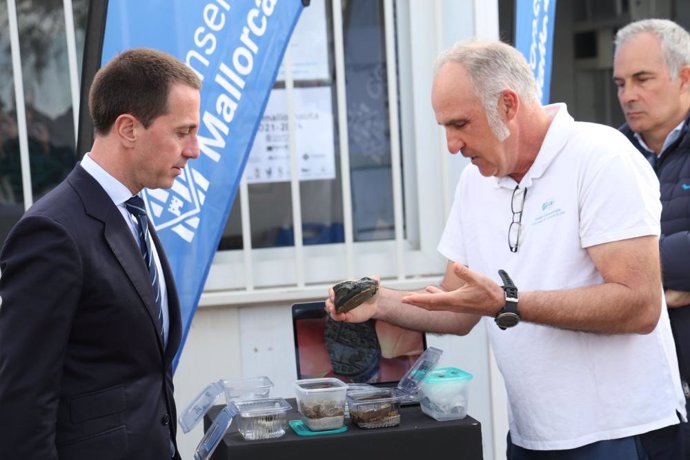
[325,277,380,323]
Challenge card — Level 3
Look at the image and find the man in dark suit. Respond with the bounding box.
[0,48,201,459]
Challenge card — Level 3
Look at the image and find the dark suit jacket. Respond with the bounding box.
[620,119,690,385]
[0,165,182,459]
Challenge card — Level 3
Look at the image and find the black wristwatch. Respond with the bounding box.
[495,269,520,330]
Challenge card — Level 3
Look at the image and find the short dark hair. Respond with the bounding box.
[89,48,201,135]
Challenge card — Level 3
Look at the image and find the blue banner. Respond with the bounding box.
[514,0,557,104]
[101,0,304,369]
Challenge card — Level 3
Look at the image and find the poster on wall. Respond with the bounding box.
[245,86,335,183]
[276,0,329,81]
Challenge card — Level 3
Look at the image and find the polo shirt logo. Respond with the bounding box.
[533,198,564,225]
[681,184,690,191]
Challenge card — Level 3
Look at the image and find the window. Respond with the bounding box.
[219,0,394,252]
[0,0,88,243]
[0,0,451,298]
[204,0,449,299]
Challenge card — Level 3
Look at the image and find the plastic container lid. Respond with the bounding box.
[347,387,398,404]
[423,367,473,384]
[194,404,238,460]
[179,376,273,434]
[396,346,443,396]
[231,398,292,417]
[179,381,225,434]
[232,397,291,417]
[222,376,273,401]
[294,377,348,393]
[346,383,378,396]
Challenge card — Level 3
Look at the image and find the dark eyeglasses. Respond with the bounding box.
[508,186,527,253]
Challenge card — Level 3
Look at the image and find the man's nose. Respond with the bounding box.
[446,130,465,154]
[618,83,636,104]
[186,133,201,159]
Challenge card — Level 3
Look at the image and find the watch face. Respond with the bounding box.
[496,312,520,328]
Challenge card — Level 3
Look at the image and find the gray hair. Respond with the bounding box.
[434,40,540,141]
[614,19,690,77]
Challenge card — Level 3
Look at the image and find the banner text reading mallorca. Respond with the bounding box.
[185,0,278,162]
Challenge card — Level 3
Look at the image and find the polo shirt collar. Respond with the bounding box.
[495,103,571,190]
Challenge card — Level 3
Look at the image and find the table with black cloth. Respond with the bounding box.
[204,399,483,460]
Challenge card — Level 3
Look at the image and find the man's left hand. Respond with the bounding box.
[401,263,503,316]
[665,289,690,308]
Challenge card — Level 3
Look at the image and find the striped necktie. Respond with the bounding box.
[125,195,165,342]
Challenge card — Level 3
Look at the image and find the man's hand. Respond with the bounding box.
[325,276,380,323]
[401,263,503,316]
[665,289,690,308]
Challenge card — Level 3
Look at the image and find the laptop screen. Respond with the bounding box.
[292,301,427,386]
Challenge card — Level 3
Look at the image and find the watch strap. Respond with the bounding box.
[496,269,519,329]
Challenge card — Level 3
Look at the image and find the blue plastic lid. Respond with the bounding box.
[289,419,348,437]
[423,367,473,384]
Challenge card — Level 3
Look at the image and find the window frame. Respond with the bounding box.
[201,0,461,305]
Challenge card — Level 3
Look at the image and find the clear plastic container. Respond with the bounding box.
[293,377,348,431]
[179,376,273,434]
[419,367,473,421]
[347,388,401,429]
[232,398,292,440]
[223,376,273,402]
[345,383,378,418]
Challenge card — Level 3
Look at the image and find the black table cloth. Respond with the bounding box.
[203,399,483,460]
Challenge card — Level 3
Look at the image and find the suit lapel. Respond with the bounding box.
[67,166,167,353]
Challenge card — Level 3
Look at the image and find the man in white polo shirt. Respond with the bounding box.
[326,39,686,459]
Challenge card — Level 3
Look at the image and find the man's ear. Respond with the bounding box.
[679,65,690,92]
[500,90,519,121]
[114,114,137,146]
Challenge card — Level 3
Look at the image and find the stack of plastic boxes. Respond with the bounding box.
[180,376,293,460]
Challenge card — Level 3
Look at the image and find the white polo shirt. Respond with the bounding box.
[438,104,685,450]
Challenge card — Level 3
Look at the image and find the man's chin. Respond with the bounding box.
[155,179,176,190]
[625,117,647,132]
[475,164,498,177]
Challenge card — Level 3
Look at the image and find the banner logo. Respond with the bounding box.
[144,167,208,243]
